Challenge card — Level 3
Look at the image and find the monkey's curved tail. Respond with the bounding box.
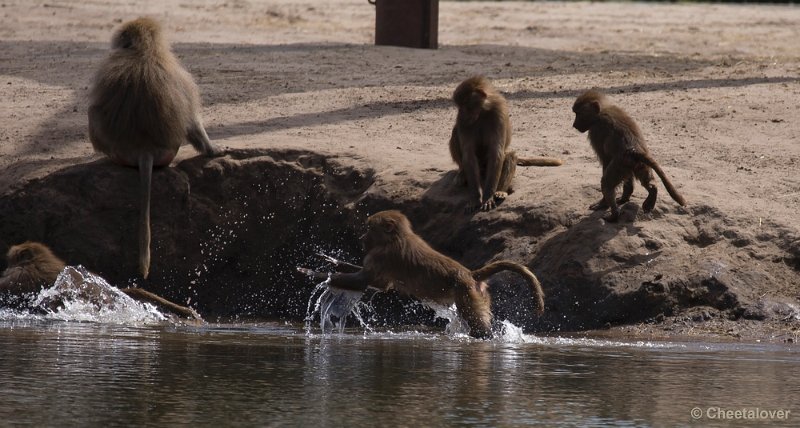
[121,287,202,320]
[471,261,545,315]
[517,157,563,167]
[633,152,687,206]
[138,153,153,279]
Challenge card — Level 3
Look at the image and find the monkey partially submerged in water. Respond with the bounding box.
[572,90,686,222]
[0,242,201,320]
[88,17,222,279]
[298,210,545,339]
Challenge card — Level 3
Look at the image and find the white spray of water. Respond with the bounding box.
[1,266,171,325]
[424,306,537,342]
[423,301,470,337]
[304,277,368,335]
[496,320,534,343]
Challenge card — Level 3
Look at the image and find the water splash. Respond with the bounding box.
[424,301,470,337]
[0,266,171,325]
[497,320,529,342]
[304,277,367,334]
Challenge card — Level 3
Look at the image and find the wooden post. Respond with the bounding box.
[372,0,439,49]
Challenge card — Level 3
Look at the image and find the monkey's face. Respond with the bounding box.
[459,91,488,124]
[572,101,599,133]
[362,221,391,251]
[453,84,488,124]
[361,227,378,251]
[362,212,404,251]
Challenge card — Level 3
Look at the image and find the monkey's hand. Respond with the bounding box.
[297,267,371,292]
[315,252,362,272]
[296,267,330,283]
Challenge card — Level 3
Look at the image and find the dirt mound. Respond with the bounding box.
[2,149,797,332]
[0,150,371,318]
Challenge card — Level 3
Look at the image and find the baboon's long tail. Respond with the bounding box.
[633,152,686,206]
[472,261,545,315]
[138,153,153,279]
[121,287,202,320]
[517,157,563,167]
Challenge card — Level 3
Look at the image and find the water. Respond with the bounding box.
[305,278,368,334]
[1,276,798,426]
[0,317,797,427]
[29,265,169,324]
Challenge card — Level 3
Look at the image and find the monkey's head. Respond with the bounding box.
[5,242,64,271]
[362,210,412,251]
[112,17,164,51]
[1,243,65,304]
[572,90,606,133]
[6,242,44,268]
[453,76,493,124]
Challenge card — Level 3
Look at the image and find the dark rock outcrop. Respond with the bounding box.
[1,149,798,331]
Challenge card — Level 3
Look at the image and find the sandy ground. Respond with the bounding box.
[1,0,799,339]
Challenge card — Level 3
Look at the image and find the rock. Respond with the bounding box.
[1,148,798,334]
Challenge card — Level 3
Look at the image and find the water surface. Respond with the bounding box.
[0,318,797,427]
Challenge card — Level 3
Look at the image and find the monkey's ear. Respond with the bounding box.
[382,219,398,234]
[589,100,601,114]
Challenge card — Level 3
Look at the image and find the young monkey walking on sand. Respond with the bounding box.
[572,90,686,222]
[88,17,222,279]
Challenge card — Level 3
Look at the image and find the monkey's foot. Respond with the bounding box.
[480,198,497,211]
[206,145,226,157]
[589,200,608,210]
[642,194,657,212]
[603,212,620,223]
[616,196,631,205]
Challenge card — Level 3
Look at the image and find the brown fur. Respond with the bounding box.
[449,76,562,212]
[88,17,221,278]
[0,242,66,307]
[0,242,200,320]
[298,210,545,339]
[572,90,686,222]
